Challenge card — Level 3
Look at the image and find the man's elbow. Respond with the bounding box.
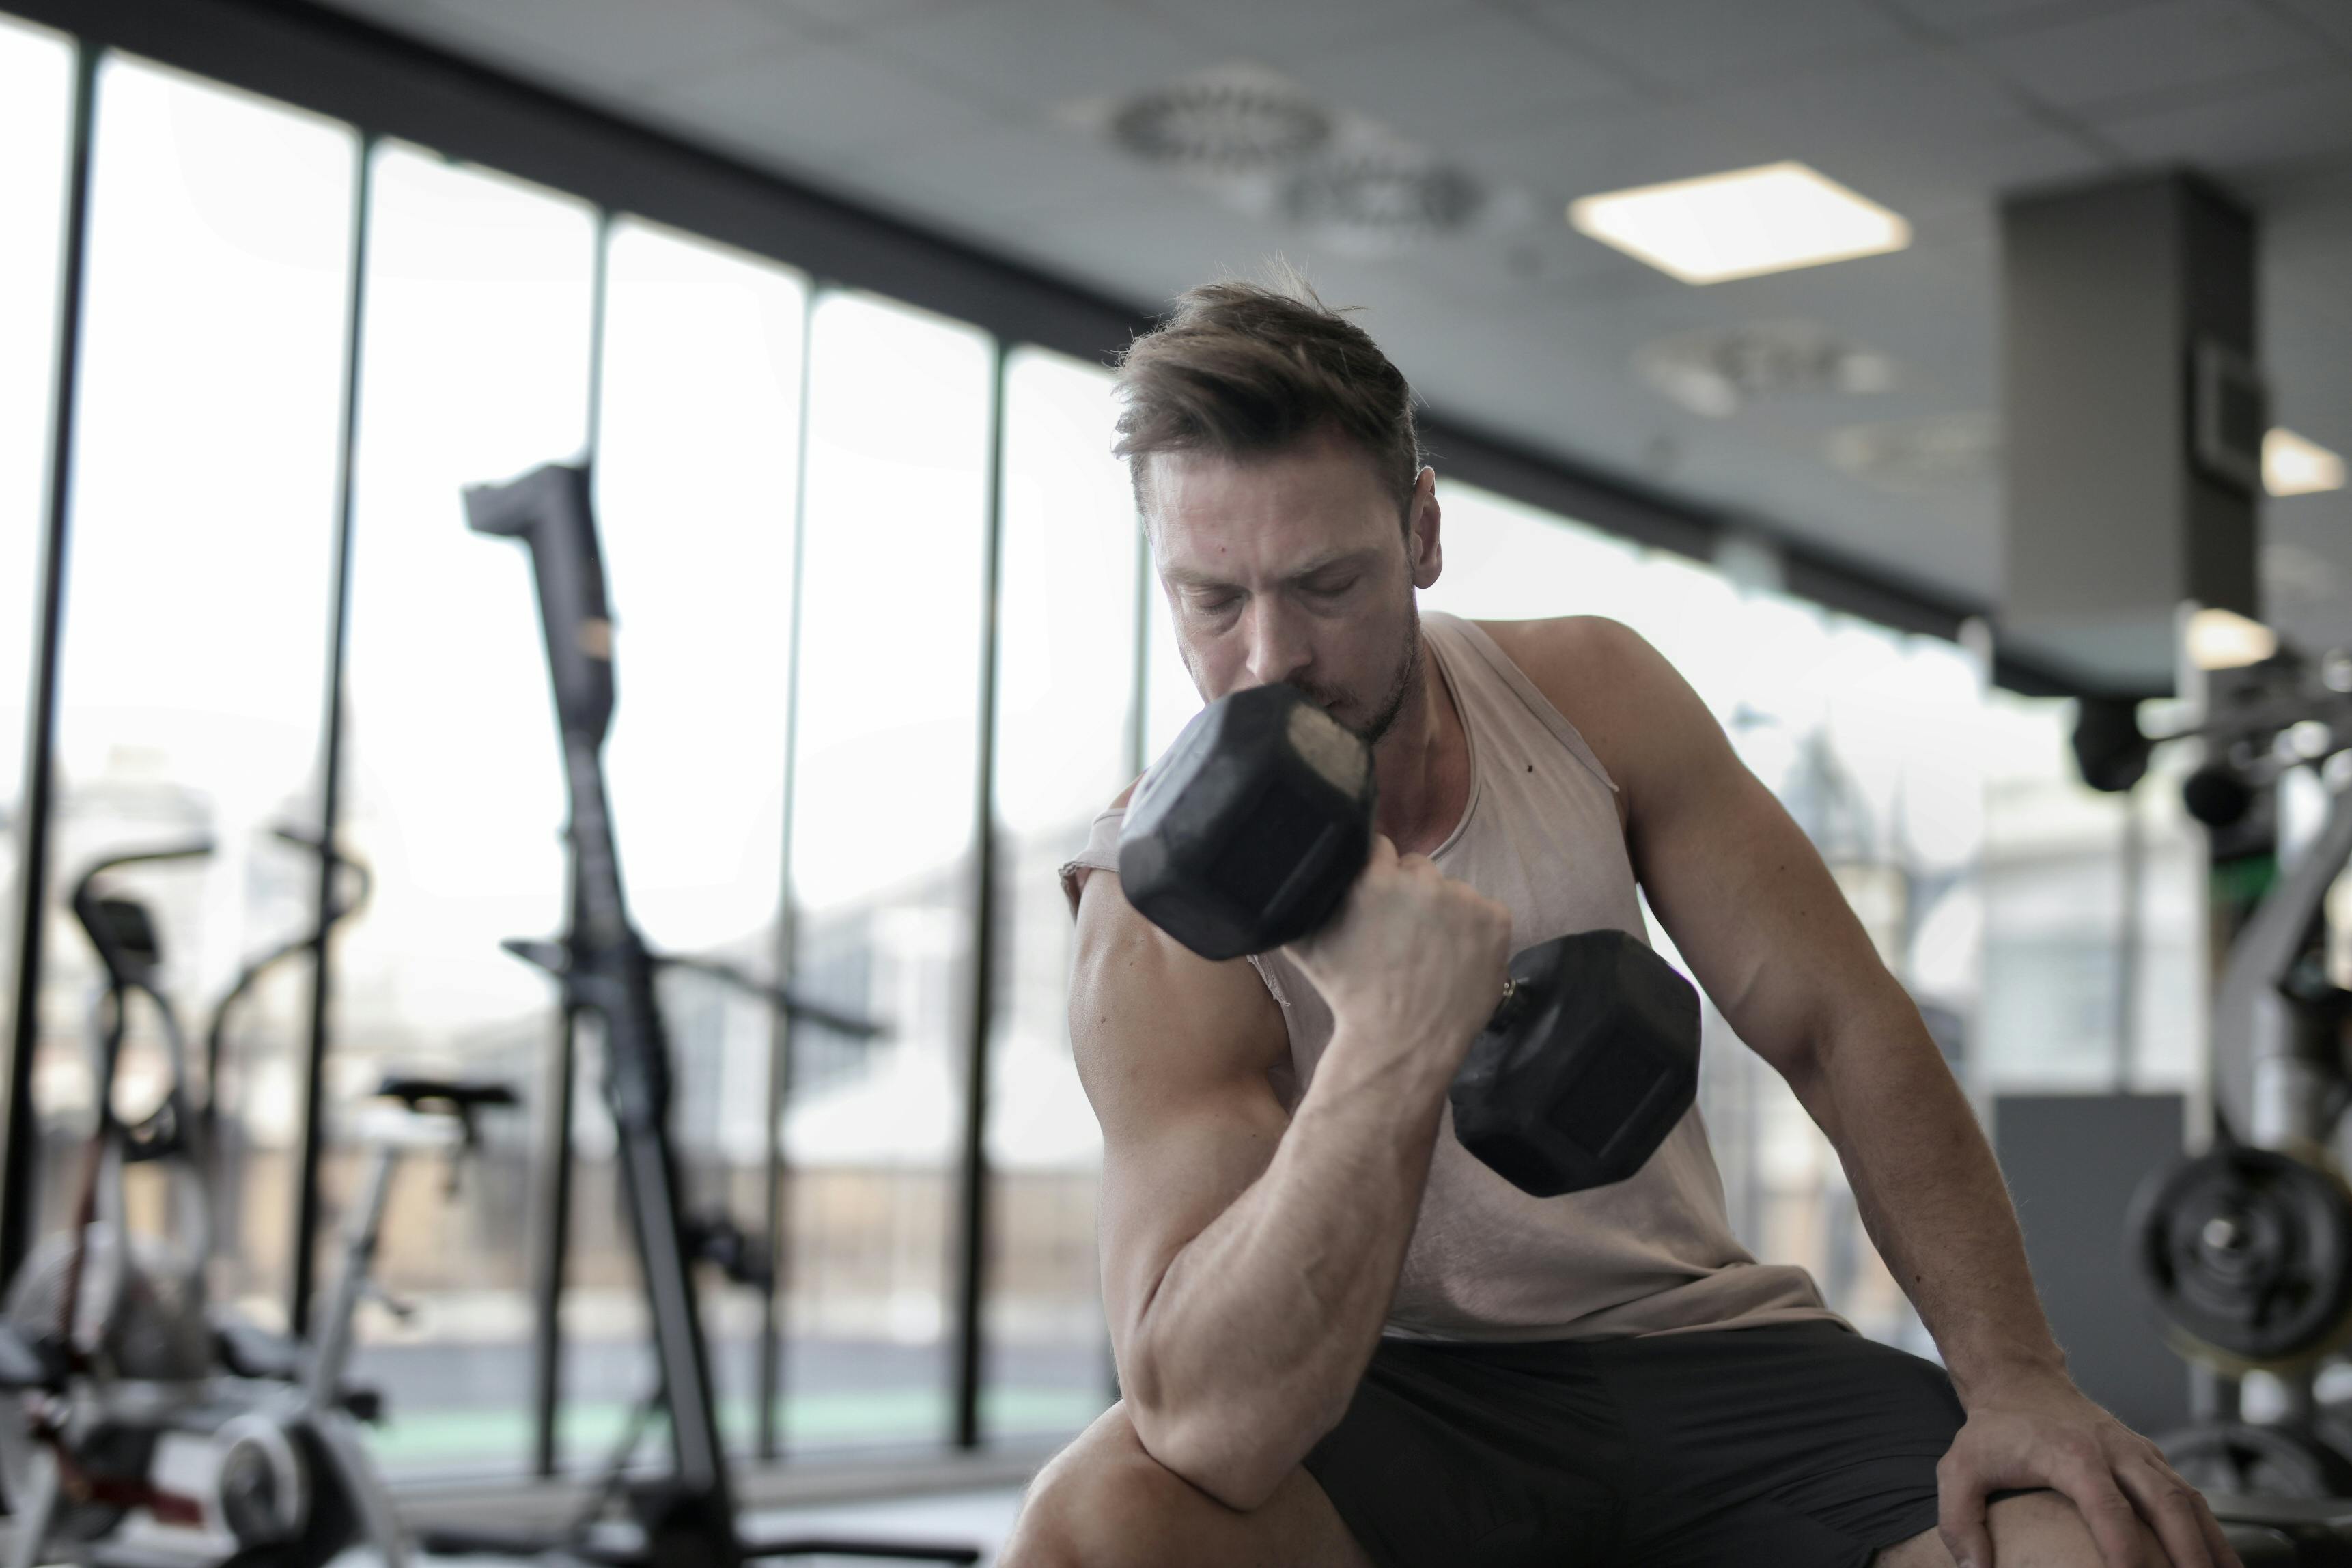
[1127,1404,1298,1512]
[1122,1359,1338,1512]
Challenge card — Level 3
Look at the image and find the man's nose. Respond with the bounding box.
[1240,599,1311,688]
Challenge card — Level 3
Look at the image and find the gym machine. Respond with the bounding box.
[422,462,977,1568]
[2077,631,2352,1550]
[0,836,408,1568]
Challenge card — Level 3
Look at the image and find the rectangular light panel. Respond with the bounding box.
[2265,427,2347,496]
[1569,161,1911,285]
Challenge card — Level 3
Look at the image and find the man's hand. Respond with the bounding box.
[1283,835,1511,1077]
[1937,1373,2239,1568]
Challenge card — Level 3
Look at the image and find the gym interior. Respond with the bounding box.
[0,0,2347,1563]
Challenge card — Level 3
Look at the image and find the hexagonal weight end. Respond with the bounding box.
[1118,684,1374,960]
[1451,929,1700,1196]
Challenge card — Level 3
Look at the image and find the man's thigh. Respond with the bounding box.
[998,1401,1373,1568]
[1875,1491,2166,1567]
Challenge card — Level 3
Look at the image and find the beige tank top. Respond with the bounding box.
[1063,611,1836,1342]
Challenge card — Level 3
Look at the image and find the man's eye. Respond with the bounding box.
[1192,593,1241,616]
[1304,576,1356,598]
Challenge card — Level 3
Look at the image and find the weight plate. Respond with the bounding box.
[2157,1422,2352,1500]
[2130,1147,2352,1367]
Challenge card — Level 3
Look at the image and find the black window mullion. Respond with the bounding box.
[286,125,374,1341]
[1,37,100,1286]
[949,339,1011,1451]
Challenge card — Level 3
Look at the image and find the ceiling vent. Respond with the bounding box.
[1281,157,1483,249]
[1082,64,1507,256]
[1634,320,1897,417]
[1110,80,1332,172]
[1825,411,1998,494]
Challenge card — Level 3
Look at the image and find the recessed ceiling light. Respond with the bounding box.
[1568,161,1911,285]
[2265,427,2347,497]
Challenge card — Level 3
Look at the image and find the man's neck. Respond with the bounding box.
[1371,635,1470,858]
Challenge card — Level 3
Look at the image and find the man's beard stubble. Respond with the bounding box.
[1298,597,1423,750]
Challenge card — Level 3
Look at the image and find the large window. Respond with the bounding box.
[586,216,808,1458]
[335,143,593,1476]
[983,348,1138,1442]
[0,14,71,1072]
[781,291,992,1451]
[44,58,352,1315]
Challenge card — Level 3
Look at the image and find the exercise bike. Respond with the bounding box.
[0,835,410,1568]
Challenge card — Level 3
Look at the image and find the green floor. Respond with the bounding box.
[367,1388,1106,1471]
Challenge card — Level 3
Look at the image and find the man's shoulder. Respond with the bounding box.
[1470,613,1666,715]
[1465,614,1707,805]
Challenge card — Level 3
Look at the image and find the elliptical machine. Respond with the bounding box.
[421,462,977,1567]
[0,837,406,1568]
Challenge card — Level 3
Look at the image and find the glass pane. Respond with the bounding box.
[783,290,990,1453]
[984,347,1134,1444]
[567,216,807,1461]
[335,143,593,1479]
[43,59,352,1325]
[0,16,71,1068]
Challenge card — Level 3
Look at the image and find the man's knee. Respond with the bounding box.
[1001,1405,1206,1568]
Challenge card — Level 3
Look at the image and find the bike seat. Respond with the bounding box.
[215,1319,305,1382]
[376,1077,519,1115]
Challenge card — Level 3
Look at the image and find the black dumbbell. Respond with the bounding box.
[1119,682,1699,1196]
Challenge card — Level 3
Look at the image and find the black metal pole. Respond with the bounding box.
[528,1004,578,1478]
[527,206,611,1476]
[949,344,1009,1451]
[0,42,99,1285]
[756,280,820,1464]
[287,130,373,1339]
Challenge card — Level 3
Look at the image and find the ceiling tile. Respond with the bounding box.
[1453,97,1754,202]
[862,0,1214,121]
[832,119,1159,225]
[1125,0,1489,72]
[1970,0,2316,110]
[1873,0,2164,38]
[1287,9,1636,148]
[1704,46,2040,150]
[403,0,802,92]
[645,36,1010,168]
[2096,67,2352,169]
[2265,0,2352,55]
[1526,0,1914,89]
[755,0,977,42]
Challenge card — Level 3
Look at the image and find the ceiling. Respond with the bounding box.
[303,0,2352,647]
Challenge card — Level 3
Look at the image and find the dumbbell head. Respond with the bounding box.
[1449,929,1700,1196]
[1118,683,1375,961]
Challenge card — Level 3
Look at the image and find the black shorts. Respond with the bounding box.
[1302,1320,1963,1568]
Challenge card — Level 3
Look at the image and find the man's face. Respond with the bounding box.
[1145,429,1441,744]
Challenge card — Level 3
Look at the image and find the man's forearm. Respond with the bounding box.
[1797,991,2067,1399]
[1123,1026,1450,1507]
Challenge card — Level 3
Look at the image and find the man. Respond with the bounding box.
[1003,279,2232,1568]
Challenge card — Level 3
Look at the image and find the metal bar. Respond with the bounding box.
[527,206,611,1477]
[0,39,98,1284]
[757,279,820,1464]
[949,342,1010,1451]
[288,128,373,1340]
[2113,786,2144,1091]
[526,1004,578,1477]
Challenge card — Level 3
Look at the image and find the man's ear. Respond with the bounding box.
[1407,468,1443,590]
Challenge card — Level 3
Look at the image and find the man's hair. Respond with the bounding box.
[1112,272,1423,522]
